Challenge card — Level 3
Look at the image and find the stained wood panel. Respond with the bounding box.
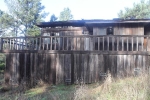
[4,53,150,86]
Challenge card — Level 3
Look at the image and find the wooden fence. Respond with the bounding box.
[3,35,150,86]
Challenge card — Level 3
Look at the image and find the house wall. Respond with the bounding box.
[5,53,150,86]
[144,25,150,51]
[114,25,144,35]
[41,27,91,50]
[93,25,145,51]
[93,25,144,35]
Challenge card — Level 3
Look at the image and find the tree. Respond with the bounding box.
[59,7,73,21]
[4,0,48,36]
[0,10,15,36]
[50,14,58,22]
[118,0,150,19]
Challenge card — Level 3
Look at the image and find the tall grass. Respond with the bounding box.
[0,73,150,100]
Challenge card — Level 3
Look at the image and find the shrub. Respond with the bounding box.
[0,63,5,71]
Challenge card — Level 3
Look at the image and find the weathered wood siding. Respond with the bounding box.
[5,53,150,86]
[93,25,144,36]
[114,25,144,35]
[93,25,146,51]
[144,26,150,51]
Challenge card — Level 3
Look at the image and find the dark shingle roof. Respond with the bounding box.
[36,19,150,28]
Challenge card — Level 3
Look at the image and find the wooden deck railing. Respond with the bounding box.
[0,35,150,53]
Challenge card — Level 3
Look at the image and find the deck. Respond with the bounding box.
[1,35,150,54]
[3,35,150,86]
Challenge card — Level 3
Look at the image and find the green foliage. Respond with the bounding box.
[59,7,73,21]
[50,14,58,22]
[4,0,48,36]
[27,25,41,36]
[0,54,5,71]
[0,63,5,71]
[118,0,150,19]
[0,10,15,37]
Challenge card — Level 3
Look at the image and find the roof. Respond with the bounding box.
[36,19,150,28]
[37,20,85,27]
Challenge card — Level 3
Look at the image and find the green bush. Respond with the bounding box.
[0,63,5,71]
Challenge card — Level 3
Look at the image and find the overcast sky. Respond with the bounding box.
[0,0,141,21]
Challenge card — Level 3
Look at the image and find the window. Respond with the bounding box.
[107,27,113,35]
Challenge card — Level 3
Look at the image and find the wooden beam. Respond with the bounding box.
[1,50,150,55]
[42,27,87,32]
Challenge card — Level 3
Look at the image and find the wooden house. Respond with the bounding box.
[37,19,150,51]
[3,19,150,86]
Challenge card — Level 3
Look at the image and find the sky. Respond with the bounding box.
[0,0,141,21]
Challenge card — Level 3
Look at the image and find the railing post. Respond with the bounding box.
[103,36,105,51]
[42,37,44,50]
[136,37,138,51]
[132,36,133,51]
[107,36,109,51]
[67,37,68,50]
[122,37,124,51]
[98,37,100,50]
[127,37,128,51]
[117,37,119,51]
[50,37,52,50]
[141,37,143,51]
[112,36,114,51]
[146,37,148,51]
[36,38,38,50]
[0,38,3,50]
[39,37,41,50]
[55,37,56,50]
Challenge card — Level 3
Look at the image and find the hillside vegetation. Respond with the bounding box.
[0,73,150,100]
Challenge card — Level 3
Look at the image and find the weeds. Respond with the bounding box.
[0,73,150,100]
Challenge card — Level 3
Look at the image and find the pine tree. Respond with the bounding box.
[50,14,58,22]
[0,10,14,36]
[5,0,48,36]
[118,0,150,19]
[59,7,73,21]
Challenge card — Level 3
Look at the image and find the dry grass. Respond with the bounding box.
[0,73,150,100]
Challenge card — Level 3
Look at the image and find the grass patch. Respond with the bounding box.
[0,74,150,100]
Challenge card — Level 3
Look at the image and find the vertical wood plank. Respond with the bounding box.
[98,55,104,81]
[64,54,71,82]
[56,54,64,84]
[30,53,33,86]
[56,54,59,84]
[117,55,124,78]
[142,55,145,73]
[74,54,77,84]
[52,54,56,84]
[4,54,11,85]
[103,37,105,51]
[71,54,74,84]
[83,54,88,83]
[88,54,92,83]
[95,54,99,82]
[24,53,27,84]
[34,53,37,85]
[98,37,100,50]
[43,54,46,82]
